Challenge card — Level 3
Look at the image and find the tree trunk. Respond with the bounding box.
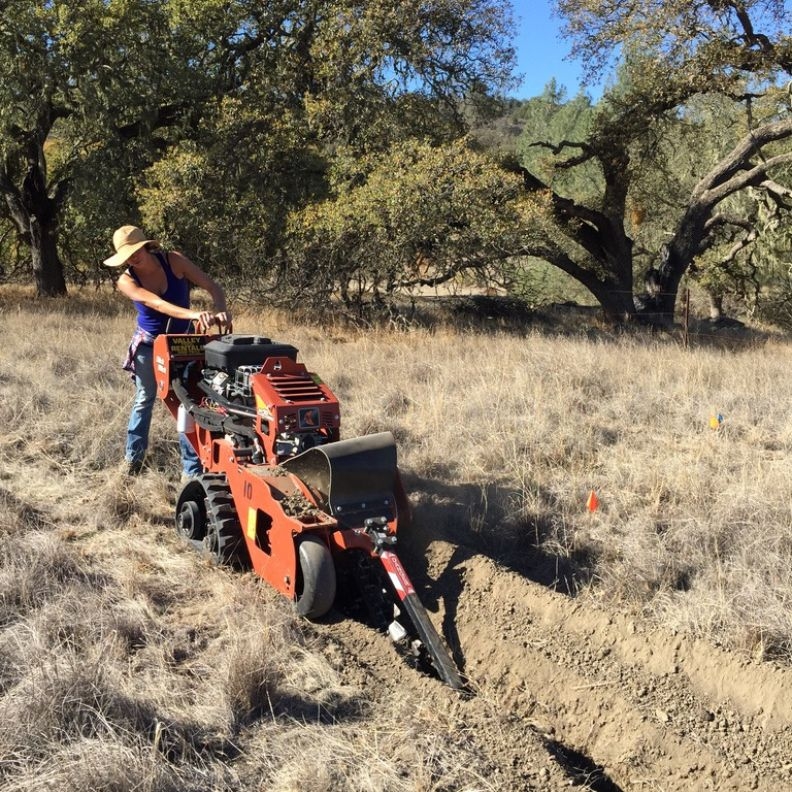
[652,207,711,326]
[30,214,67,297]
[707,293,723,323]
[592,279,637,324]
[5,161,69,297]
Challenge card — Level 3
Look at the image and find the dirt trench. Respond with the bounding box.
[314,534,792,791]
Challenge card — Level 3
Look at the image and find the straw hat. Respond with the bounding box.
[103,225,157,267]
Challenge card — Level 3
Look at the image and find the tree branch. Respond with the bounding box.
[115,102,192,140]
[517,239,610,296]
[718,228,758,265]
[703,213,754,235]
[703,150,792,204]
[757,177,792,209]
[725,1,774,51]
[528,138,593,168]
[718,0,792,71]
[695,116,792,200]
[0,168,28,233]
[515,165,614,259]
[51,178,71,212]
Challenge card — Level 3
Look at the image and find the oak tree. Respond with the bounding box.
[514,0,792,323]
[136,0,517,292]
[0,0,246,295]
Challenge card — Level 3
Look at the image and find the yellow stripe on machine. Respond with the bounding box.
[247,507,257,540]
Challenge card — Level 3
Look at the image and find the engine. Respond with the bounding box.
[198,335,341,463]
[201,364,260,407]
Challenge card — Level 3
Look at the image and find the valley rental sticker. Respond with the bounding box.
[168,336,205,357]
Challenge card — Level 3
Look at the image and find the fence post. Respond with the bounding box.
[683,288,690,349]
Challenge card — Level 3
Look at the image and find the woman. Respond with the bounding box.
[103,225,231,477]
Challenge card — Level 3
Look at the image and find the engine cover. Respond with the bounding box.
[204,334,298,373]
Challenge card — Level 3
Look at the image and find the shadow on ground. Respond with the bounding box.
[395,472,596,675]
[382,295,781,350]
[400,473,592,594]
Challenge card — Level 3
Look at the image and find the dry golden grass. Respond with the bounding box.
[2,285,792,788]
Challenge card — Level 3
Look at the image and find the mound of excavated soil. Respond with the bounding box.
[309,524,792,792]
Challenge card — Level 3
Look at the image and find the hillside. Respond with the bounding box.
[1,290,791,790]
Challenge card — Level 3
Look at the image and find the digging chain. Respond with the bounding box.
[351,552,393,633]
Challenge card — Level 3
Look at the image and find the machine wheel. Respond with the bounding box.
[202,475,246,566]
[295,535,336,619]
[175,479,208,540]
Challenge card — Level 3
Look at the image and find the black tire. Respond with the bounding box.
[175,480,208,540]
[295,535,336,619]
[202,475,247,566]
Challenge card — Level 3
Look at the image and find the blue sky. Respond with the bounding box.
[510,0,792,100]
[511,1,591,100]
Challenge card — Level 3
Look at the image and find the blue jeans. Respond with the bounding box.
[125,342,202,476]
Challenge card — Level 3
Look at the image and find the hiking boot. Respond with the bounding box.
[124,459,144,476]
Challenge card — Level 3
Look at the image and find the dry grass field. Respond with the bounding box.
[2,286,792,790]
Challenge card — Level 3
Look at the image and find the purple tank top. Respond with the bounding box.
[127,251,191,334]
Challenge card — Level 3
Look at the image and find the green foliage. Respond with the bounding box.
[745,174,792,328]
[58,140,147,281]
[137,95,318,284]
[282,138,529,308]
[506,258,595,306]
[0,0,518,296]
[516,82,601,200]
[138,0,511,296]
[5,0,792,328]
[131,0,518,291]
[0,0,225,290]
[627,88,792,312]
[463,3,792,322]
[626,91,744,267]
[558,0,791,85]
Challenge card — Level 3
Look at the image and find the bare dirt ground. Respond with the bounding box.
[306,507,792,792]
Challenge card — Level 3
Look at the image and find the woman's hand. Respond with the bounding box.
[193,310,215,332]
[214,311,232,332]
[193,310,232,333]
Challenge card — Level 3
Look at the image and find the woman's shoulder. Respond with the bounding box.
[167,249,203,278]
[115,269,139,297]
